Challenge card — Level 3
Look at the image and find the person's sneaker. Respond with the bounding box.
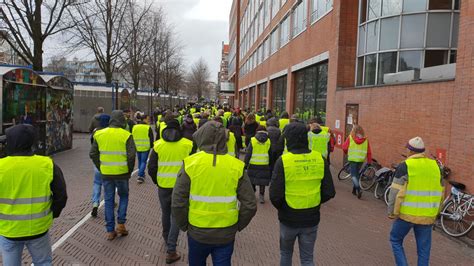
[166,251,181,264]
[137,177,145,184]
[107,231,117,241]
[259,194,265,204]
[116,223,129,236]
[352,187,357,196]
[91,206,98,217]
[357,190,362,199]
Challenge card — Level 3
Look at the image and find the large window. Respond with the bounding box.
[263,37,270,60]
[264,0,271,28]
[294,62,328,122]
[280,16,290,47]
[311,0,333,22]
[270,27,279,55]
[356,0,460,86]
[272,0,279,18]
[272,76,287,117]
[259,83,267,111]
[249,87,256,111]
[292,0,307,37]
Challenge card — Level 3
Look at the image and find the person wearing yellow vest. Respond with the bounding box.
[342,125,372,199]
[172,121,256,265]
[132,114,154,184]
[123,109,136,133]
[90,110,136,240]
[307,118,333,160]
[213,116,238,158]
[244,127,271,204]
[387,137,444,266]
[279,111,290,132]
[270,122,335,266]
[0,125,67,266]
[156,111,173,140]
[148,119,193,264]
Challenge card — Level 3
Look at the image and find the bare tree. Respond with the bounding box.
[187,58,211,99]
[0,0,76,71]
[68,0,132,83]
[119,0,153,90]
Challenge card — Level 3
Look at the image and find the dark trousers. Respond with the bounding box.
[158,187,179,253]
[188,235,234,266]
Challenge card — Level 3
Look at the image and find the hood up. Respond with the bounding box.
[193,121,227,166]
[254,131,269,143]
[162,119,182,142]
[109,110,126,128]
[352,135,367,144]
[6,124,36,155]
[266,117,279,128]
[284,122,309,151]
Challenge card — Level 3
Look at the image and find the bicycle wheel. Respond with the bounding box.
[384,186,391,206]
[337,163,351,181]
[374,181,385,199]
[440,200,474,237]
[360,166,377,191]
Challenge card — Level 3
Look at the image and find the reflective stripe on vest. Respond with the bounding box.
[400,158,443,219]
[227,132,236,157]
[0,156,53,238]
[94,127,131,175]
[282,151,324,209]
[348,136,368,162]
[250,137,270,165]
[132,124,151,152]
[186,152,244,228]
[308,131,330,158]
[154,138,193,188]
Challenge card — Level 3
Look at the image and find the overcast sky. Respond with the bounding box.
[44,0,232,83]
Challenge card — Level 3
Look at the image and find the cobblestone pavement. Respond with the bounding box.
[2,134,474,265]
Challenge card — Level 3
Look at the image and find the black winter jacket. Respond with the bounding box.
[244,132,272,186]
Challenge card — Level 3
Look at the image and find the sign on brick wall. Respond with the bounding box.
[333,130,344,149]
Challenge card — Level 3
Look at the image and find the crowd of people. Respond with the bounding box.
[0,103,446,266]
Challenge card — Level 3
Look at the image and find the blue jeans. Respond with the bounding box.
[103,179,129,232]
[350,162,363,190]
[0,233,52,266]
[137,151,149,178]
[91,167,102,206]
[279,223,318,266]
[390,219,433,266]
[188,235,234,266]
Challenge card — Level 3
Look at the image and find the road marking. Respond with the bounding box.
[52,168,140,251]
[52,200,104,252]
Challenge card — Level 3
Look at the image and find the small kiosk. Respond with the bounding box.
[0,66,73,155]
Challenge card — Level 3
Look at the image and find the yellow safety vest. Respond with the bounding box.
[400,158,443,221]
[259,120,267,127]
[250,137,270,165]
[348,136,368,163]
[227,131,236,157]
[186,152,244,228]
[0,156,53,238]
[224,112,232,120]
[282,151,324,209]
[320,126,330,133]
[159,121,167,139]
[154,138,193,188]
[94,127,131,175]
[308,131,330,158]
[279,118,290,131]
[193,118,199,127]
[132,124,151,152]
[255,115,262,123]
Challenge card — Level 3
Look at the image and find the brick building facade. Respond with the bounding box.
[229,0,473,191]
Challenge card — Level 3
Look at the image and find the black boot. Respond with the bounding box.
[352,187,356,196]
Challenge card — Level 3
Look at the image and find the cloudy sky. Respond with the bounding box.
[156,0,232,81]
[44,0,232,83]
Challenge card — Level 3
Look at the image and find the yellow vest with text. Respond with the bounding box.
[132,124,151,152]
[0,156,53,238]
[282,151,324,209]
[400,158,443,223]
[279,118,290,131]
[250,137,270,165]
[94,127,131,175]
[186,152,244,228]
[308,131,330,158]
[227,131,236,157]
[348,136,368,163]
[154,138,193,188]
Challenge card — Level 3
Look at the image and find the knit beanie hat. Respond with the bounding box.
[407,137,425,153]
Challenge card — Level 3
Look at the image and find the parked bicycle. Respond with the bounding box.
[439,181,474,237]
[337,159,380,191]
[373,164,398,205]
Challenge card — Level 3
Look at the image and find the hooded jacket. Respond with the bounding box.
[244,131,272,186]
[2,125,68,241]
[171,121,257,245]
[342,135,372,163]
[270,122,336,228]
[182,116,197,141]
[266,118,284,154]
[90,110,136,180]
